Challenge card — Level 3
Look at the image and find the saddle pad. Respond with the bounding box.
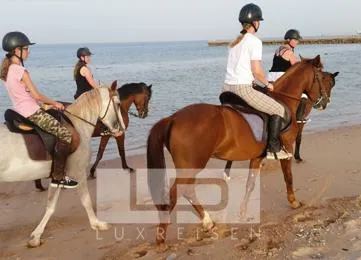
[240,112,264,142]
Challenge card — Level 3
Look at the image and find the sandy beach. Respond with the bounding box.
[1,124,361,259]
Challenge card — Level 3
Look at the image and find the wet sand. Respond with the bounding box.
[1,124,361,259]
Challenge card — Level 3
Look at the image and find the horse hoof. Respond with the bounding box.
[223,172,231,182]
[128,168,136,173]
[27,238,43,248]
[290,200,302,209]
[240,207,247,218]
[92,221,111,231]
[88,171,96,179]
[295,158,304,164]
[156,243,169,253]
[36,187,48,192]
[202,212,214,232]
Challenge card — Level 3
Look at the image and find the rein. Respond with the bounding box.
[64,92,121,134]
[271,68,327,106]
[64,109,97,127]
[128,111,140,117]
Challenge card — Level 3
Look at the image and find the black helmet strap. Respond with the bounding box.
[6,49,25,66]
[19,48,24,66]
[287,41,295,50]
[251,22,259,33]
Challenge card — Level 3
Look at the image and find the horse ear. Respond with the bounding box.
[148,84,152,89]
[333,71,339,78]
[299,54,305,61]
[111,80,117,90]
[312,55,322,68]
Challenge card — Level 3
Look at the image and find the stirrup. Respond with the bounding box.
[267,148,292,160]
[297,118,310,124]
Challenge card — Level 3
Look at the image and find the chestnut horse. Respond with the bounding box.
[147,55,335,244]
[34,82,152,190]
[223,70,339,180]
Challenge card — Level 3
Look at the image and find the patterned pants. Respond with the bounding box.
[27,109,72,144]
[222,84,285,118]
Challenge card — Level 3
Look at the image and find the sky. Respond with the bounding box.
[0,0,360,44]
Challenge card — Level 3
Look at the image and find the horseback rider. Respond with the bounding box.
[222,3,292,160]
[268,29,308,123]
[73,47,100,99]
[0,31,78,188]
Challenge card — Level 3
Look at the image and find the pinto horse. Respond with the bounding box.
[0,82,123,247]
[223,70,339,180]
[147,55,335,245]
[34,82,152,190]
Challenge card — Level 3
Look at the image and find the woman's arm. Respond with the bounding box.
[282,50,299,65]
[251,60,272,85]
[22,71,64,110]
[80,66,100,88]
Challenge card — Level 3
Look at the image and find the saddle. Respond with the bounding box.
[4,108,78,161]
[219,89,291,143]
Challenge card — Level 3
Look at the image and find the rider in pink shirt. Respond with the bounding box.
[1,31,78,189]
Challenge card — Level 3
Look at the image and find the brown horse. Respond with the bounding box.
[223,70,339,180]
[35,82,152,190]
[147,55,336,245]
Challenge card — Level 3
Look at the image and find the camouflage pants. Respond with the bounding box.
[27,109,72,144]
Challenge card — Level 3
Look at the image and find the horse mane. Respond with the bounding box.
[117,82,151,100]
[274,56,323,92]
[67,88,101,116]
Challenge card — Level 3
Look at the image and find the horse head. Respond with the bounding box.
[99,80,125,136]
[319,71,339,108]
[300,55,332,110]
[117,82,152,119]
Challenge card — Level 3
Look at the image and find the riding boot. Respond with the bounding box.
[50,140,78,188]
[296,98,308,124]
[266,115,292,160]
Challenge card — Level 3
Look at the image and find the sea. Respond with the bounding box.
[0,41,360,160]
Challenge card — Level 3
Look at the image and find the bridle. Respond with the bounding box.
[270,68,329,108]
[128,88,150,118]
[65,89,124,135]
[308,68,329,108]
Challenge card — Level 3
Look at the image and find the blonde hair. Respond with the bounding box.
[0,56,11,81]
[229,23,253,48]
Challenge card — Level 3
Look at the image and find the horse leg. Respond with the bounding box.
[89,135,111,179]
[280,157,301,209]
[294,123,304,163]
[182,181,214,232]
[77,175,110,230]
[34,179,47,191]
[223,160,232,182]
[28,186,61,247]
[116,134,135,173]
[155,178,179,246]
[240,158,262,217]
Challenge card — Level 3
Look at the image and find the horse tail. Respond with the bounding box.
[147,116,173,207]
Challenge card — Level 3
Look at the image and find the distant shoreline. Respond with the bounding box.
[208,35,361,46]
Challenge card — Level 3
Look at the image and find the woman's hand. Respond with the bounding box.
[266,83,274,91]
[53,102,65,111]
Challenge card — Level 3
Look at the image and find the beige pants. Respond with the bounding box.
[222,84,285,118]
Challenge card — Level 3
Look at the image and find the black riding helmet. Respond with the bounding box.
[77,47,92,59]
[284,29,302,40]
[238,3,264,24]
[2,31,35,52]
